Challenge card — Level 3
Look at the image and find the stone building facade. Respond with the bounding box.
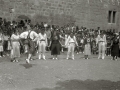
[0,0,120,32]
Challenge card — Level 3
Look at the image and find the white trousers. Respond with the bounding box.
[67,43,75,58]
[38,41,46,56]
[98,42,106,59]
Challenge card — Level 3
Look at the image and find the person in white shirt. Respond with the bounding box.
[20,25,38,64]
[37,28,47,60]
[96,32,106,59]
[65,33,78,60]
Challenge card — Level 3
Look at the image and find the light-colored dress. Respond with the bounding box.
[0,34,3,52]
[11,34,20,58]
[84,43,91,55]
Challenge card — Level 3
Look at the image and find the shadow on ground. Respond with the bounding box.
[33,79,120,90]
[19,64,36,69]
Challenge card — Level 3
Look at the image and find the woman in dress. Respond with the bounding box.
[49,29,61,60]
[10,29,20,62]
[0,31,4,57]
[111,35,119,61]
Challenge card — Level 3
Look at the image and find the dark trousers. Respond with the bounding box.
[106,48,111,56]
[119,49,120,58]
[3,41,8,51]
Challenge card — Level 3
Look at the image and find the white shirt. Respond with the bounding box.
[65,35,78,46]
[20,30,38,40]
[38,33,47,40]
[97,34,106,44]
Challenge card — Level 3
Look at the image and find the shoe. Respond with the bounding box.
[15,60,19,62]
[30,58,33,61]
[72,58,74,60]
[43,55,46,60]
[2,55,5,57]
[102,57,104,60]
[66,58,69,60]
[26,59,30,64]
[25,51,28,53]
[115,59,117,61]
[52,58,54,60]
[0,56,1,57]
[39,55,41,59]
[12,60,16,62]
[56,58,58,60]
[43,56,46,60]
[87,58,88,59]
[98,57,100,59]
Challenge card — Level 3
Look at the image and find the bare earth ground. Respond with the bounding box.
[0,51,120,90]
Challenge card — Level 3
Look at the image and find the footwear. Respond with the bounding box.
[98,57,100,59]
[39,55,41,59]
[26,59,30,64]
[87,58,88,59]
[2,55,5,57]
[43,56,46,60]
[15,60,19,62]
[72,58,74,60]
[102,57,104,60]
[56,58,58,60]
[12,60,16,62]
[42,55,46,60]
[30,58,33,61]
[115,59,117,61]
[66,58,69,60]
[52,58,54,60]
[0,56,1,57]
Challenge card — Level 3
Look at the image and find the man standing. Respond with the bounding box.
[119,32,120,58]
[96,31,106,59]
[20,25,38,64]
[37,27,47,60]
[65,33,78,60]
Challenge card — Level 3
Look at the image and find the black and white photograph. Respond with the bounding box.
[0,0,120,90]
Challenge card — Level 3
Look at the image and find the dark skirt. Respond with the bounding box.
[111,44,119,57]
[28,40,35,55]
[51,43,61,55]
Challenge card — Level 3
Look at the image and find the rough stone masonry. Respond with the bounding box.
[0,0,120,31]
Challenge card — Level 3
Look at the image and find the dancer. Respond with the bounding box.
[20,25,38,64]
[49,29,61,60]
[97,32,106,59]
[65,32,78,60]
[37,27,47,60]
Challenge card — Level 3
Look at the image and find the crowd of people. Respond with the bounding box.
[0,18,120,64]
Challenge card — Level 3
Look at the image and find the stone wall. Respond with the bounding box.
[0,0,120,31]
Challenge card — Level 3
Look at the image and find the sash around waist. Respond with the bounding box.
[12,40,19,42]
[40,39,45,41]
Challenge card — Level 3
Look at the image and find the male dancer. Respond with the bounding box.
[20,25,38,63]
[37,27,47,60]
[96,31,106,59]
[65,32,78,60]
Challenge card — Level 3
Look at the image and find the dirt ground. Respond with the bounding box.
[0,51,120,90]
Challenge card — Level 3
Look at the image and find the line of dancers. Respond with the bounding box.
[0,24,120,63]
